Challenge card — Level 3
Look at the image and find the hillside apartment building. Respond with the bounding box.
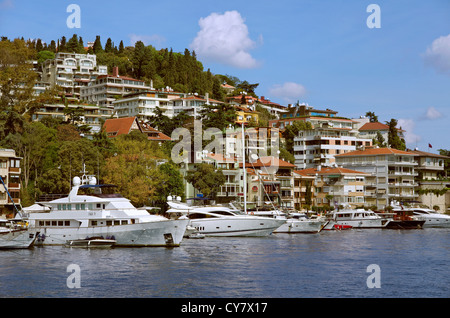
[41,52,108,100]
[272,105,373,169]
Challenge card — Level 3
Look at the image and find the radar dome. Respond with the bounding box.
[73,177,81,186]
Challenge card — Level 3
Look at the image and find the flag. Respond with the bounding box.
[428,143,432,148]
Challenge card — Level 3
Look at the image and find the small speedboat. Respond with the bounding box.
[65,236,116,248]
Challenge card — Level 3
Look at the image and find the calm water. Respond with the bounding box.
[0,228,448,298]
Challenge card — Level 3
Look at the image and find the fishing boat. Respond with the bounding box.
[166,200,286,237]
[0,219,39,249]
[323,209,391,230]
[26,172,189,247]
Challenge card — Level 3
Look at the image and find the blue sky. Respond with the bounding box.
[1,0,449,152]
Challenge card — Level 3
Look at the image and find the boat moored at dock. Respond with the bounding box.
[166,200,286,237]
[323,209,391,230]
[26,174,189,247]
[0,219,39,249]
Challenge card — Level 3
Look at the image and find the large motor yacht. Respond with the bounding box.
[26,175,189,247]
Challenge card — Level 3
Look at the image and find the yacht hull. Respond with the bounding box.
[34,219,189,247]
[0,229,39,249]
[274,220,326,233]
[190,218,285,237]
[323,218,390,230]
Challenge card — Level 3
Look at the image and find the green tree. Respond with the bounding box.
[373,131,386,147]
[102,134,167,206]
[283,120,312,153]
[365,111,378,122]
[200,103,236,131]
[66,34,80,53]
[104,38,113,53]
[0,39,38,119]
[36,50,55,64]
[386,118,406,150]
[92,35,103,54]
[153,161,185,207]
[185,163,226,199]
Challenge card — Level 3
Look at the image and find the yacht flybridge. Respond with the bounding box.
[27,175,189,247]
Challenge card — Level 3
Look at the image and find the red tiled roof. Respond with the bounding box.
[335,147,416,157]
[103,117,170,141]
[359,122,389,131]
[103,117,136,137]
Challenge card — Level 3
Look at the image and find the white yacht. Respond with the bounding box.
[250,210,327,233]
[323,209,391,230]
[166,201,286,237]
[26,176,189,247]
[0,219,39,249]
[274,213,328,233]
[408,207,450,228]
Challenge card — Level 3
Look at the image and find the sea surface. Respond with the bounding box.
[0,228,448,298]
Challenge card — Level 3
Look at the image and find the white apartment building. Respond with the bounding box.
[41,52,108,99]
[81,67,151,108]
[0,149,21,216]
[113,90,224,121]
[335,147,418,210]
[112,89,185,120]
[293,120,372,169]
[171,93,224,118]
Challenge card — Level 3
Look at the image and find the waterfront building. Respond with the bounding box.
[295,166,370,209]
[41,52,108,100]
[81,67,151,108]
[242,156,296,209]
[0,149,21,216]
[293,170,315,211]
[335,147,418,210]
[408,149,450,212]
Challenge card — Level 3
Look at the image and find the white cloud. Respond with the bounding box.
[423,34,450,75]
[423,106,444,120]
[398,118,421,145]
[129,33,166,48]
[268,82,307,104]
[190,11,260,69]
